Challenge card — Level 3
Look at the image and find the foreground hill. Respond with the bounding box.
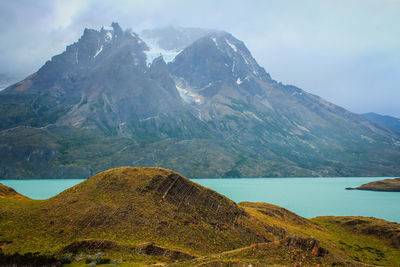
[1,23,400,178]
[1,167,400,266]
[0,183,27,200]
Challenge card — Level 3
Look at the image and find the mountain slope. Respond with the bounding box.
[0,23,198,138]
[1,167,399,266]
[0,183,28,199]
[363,112,400,131]
[169,32,400,177]
[0,24,399,178]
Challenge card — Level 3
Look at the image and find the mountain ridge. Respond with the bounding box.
[362,112,400,131]
[0,23,399,179]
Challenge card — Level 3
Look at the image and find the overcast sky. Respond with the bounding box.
[1,0,399,117]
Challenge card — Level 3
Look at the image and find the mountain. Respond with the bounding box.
[0,23,400,179]
[140,26,218,67]
[1,167,399,266]
[362,112,400,131]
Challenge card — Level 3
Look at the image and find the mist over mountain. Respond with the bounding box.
[0,74,18,91]
[141,26,218,51]
[0,23,399,179]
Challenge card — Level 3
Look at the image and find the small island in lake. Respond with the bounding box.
[346,178,400,192]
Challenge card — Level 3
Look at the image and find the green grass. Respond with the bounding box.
[1,168,400,266]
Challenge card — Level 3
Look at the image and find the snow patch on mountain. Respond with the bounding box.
[141,37,181,66]
[174,78,203,104]
[103,26,113,31]
[176,85,202,104]
[211,37,218,47]
[75,49,79,64]
[240,52,250,65]
[225,39,237,52]
[94,45,103,57]
[105,32,113,41]
[291,91,304,96]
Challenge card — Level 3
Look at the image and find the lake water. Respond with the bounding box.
[1,177,399,223]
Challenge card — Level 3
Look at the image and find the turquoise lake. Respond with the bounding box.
[1,177,399,223]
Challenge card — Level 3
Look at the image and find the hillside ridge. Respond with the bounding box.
[0,183,28,200]
[1,167,400,266]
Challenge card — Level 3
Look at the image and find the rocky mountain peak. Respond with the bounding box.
[205,32,271,81]
[99,22,123,40]
[147,56,181,99]
[148,56,168,74]
[5,24,150,95]
[168,31,272,99]
[1,23,400,179]
[111,22,123,37]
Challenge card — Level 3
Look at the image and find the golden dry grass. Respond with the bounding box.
[1,167,399,266]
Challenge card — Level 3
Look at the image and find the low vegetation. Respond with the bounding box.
[1,167,399,266]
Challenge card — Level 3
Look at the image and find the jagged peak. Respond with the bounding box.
[170,31,271,88]
[203,32,259,66]
[78,28,99,42]
[111,22,123,37]
[31,22,149,84]
[82,27,94,35]
[151,55,167,66]
[205,32,247,59]
[77,23,147,51]
[97,23,143,43]
[111,22,121,30]
[147,55,168,76]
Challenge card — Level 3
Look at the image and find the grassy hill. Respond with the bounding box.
[1,167,399,266]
